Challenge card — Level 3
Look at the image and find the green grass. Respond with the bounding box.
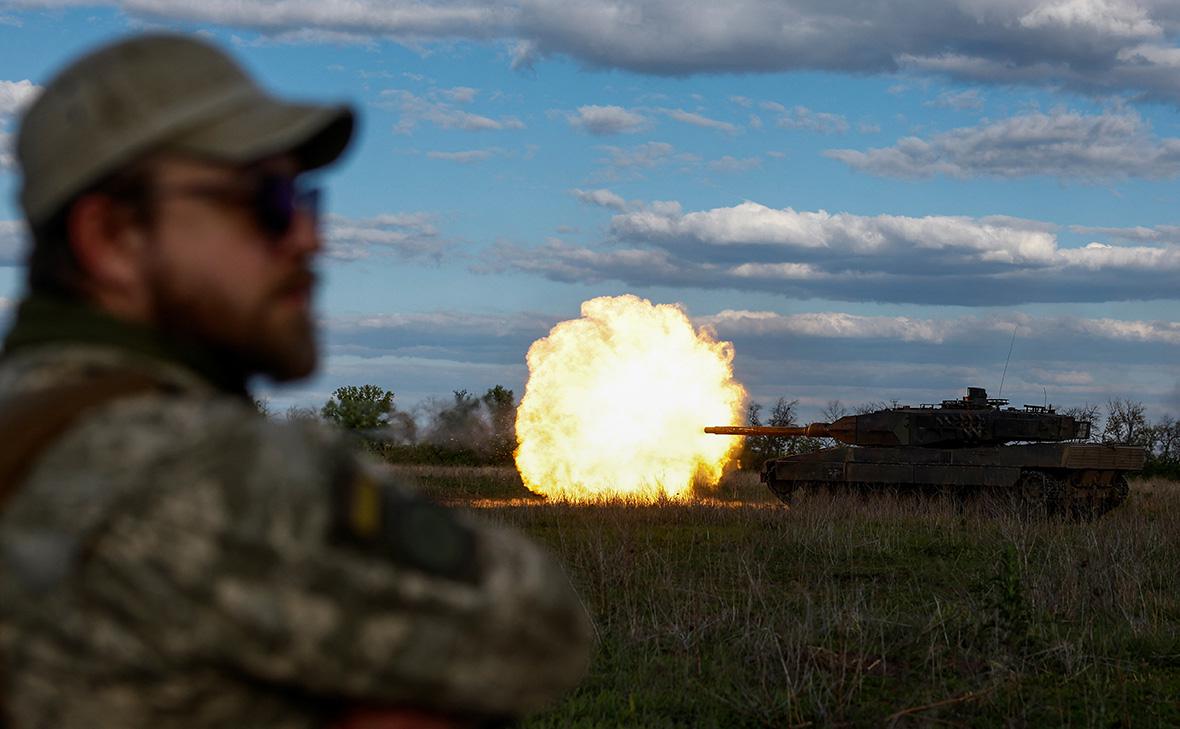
[390,467,1180,727]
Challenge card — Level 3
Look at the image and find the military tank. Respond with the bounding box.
[706,387,1145,517]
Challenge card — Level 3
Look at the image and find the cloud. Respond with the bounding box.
[594,141,698,179]
[23,2,1180,101]
[513,1,1180,101]
[566,105,648,135]
[826,109,1180,180]
[298,304,1180,416]
[0,219,26,265]
[425,147,504,163]
[484,198,1180,305]
[231,27,378,46]
[701,310,1180,347]
[103,0,517,39]
[571,187,628,210]
[925,89,984,110]
[324,212,453,262]
[708,155,762,173]
[693,308,1180,415]
[381,89,524,133]
[0,79,39,118]
[660,108,739,134]
[1069,223,1180,242]
[436,86,478,103]
[0,131,13,171]
[763,103,849,134]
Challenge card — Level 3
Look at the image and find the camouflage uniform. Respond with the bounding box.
[0,296,593,728]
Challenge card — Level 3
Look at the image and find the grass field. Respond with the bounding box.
[393,466,1180,727]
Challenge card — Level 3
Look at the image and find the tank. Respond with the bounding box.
[706,387,1145,517]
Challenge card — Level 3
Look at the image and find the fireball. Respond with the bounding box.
[515,294,745,501]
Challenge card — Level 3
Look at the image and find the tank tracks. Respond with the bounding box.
[765,468,1130,520]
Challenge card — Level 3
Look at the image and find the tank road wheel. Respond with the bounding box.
[1005,470,1066,519]
[1067,473,1130,521]
[765,476,797,505]
[1110,474,1131,511]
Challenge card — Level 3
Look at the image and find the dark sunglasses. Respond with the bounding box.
[139,174,321,241]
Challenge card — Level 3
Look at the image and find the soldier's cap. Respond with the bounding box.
[17,33,355,225]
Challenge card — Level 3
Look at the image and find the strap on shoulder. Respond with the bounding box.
[0,371,164,510]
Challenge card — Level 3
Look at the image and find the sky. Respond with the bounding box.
[0,0,1179,421]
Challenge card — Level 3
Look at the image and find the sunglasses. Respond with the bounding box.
[141,174,322,241]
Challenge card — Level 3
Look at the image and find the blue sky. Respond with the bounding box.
[1,1,1179,420]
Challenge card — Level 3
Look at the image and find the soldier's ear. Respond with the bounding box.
[67,193,149,295]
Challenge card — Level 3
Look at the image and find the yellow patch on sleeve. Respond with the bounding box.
[349,472,382,539]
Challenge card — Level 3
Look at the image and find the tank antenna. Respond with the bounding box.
[998,322,1018,398]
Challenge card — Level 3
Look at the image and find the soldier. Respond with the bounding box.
[0,34,592,728]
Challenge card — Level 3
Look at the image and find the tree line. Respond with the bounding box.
[264,386,1180,478]
[267,384,519,466]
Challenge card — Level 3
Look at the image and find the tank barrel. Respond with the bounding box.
[704,423,833,438]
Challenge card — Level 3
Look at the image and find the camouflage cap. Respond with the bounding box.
[16,33,355,225]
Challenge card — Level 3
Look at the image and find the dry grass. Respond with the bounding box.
[396,467,1180,727]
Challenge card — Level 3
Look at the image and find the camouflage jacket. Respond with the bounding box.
[0,297,592,729]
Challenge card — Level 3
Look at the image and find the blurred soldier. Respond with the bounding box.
[0,34,591,729]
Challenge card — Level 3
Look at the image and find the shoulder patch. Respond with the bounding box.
[329,464,479,584]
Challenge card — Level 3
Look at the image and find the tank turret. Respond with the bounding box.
[705,387,1090,447]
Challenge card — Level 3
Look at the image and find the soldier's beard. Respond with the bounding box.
[148,268,319,384]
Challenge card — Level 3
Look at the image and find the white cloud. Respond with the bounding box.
[23,2,1180,101]
[661,108,739,134]
[594,141,697,179]
[708,155,762,173]
[324,212,452,262]
[0,131,13,171]
[700,310,1180,346]
[437,86,478,103]
[765,103,849,134]
[571,188,628,210]
[612,202,1058,264]
[1069,223,1180,242]
[925,89,984,110]
[381,89,523,133]
[486,198,1180,304]
[510,38,540,70]
[826,109,1180,180]
[112,0,516,39]
[425,148,503,163]
[566,105,648,135]
[0,79,39,118]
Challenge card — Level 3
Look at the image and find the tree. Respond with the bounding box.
[321,385,397,432]
[433,389,483,441]
[1061,403,1100,442]
[817,399,850,448]
[855,399,900,415]
[822,399,849,422]
[481,385,518,463]
[1101,398,1149,446]
[285,405,320,423]
[740,397,811,469]
[1151,415,1180,461]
